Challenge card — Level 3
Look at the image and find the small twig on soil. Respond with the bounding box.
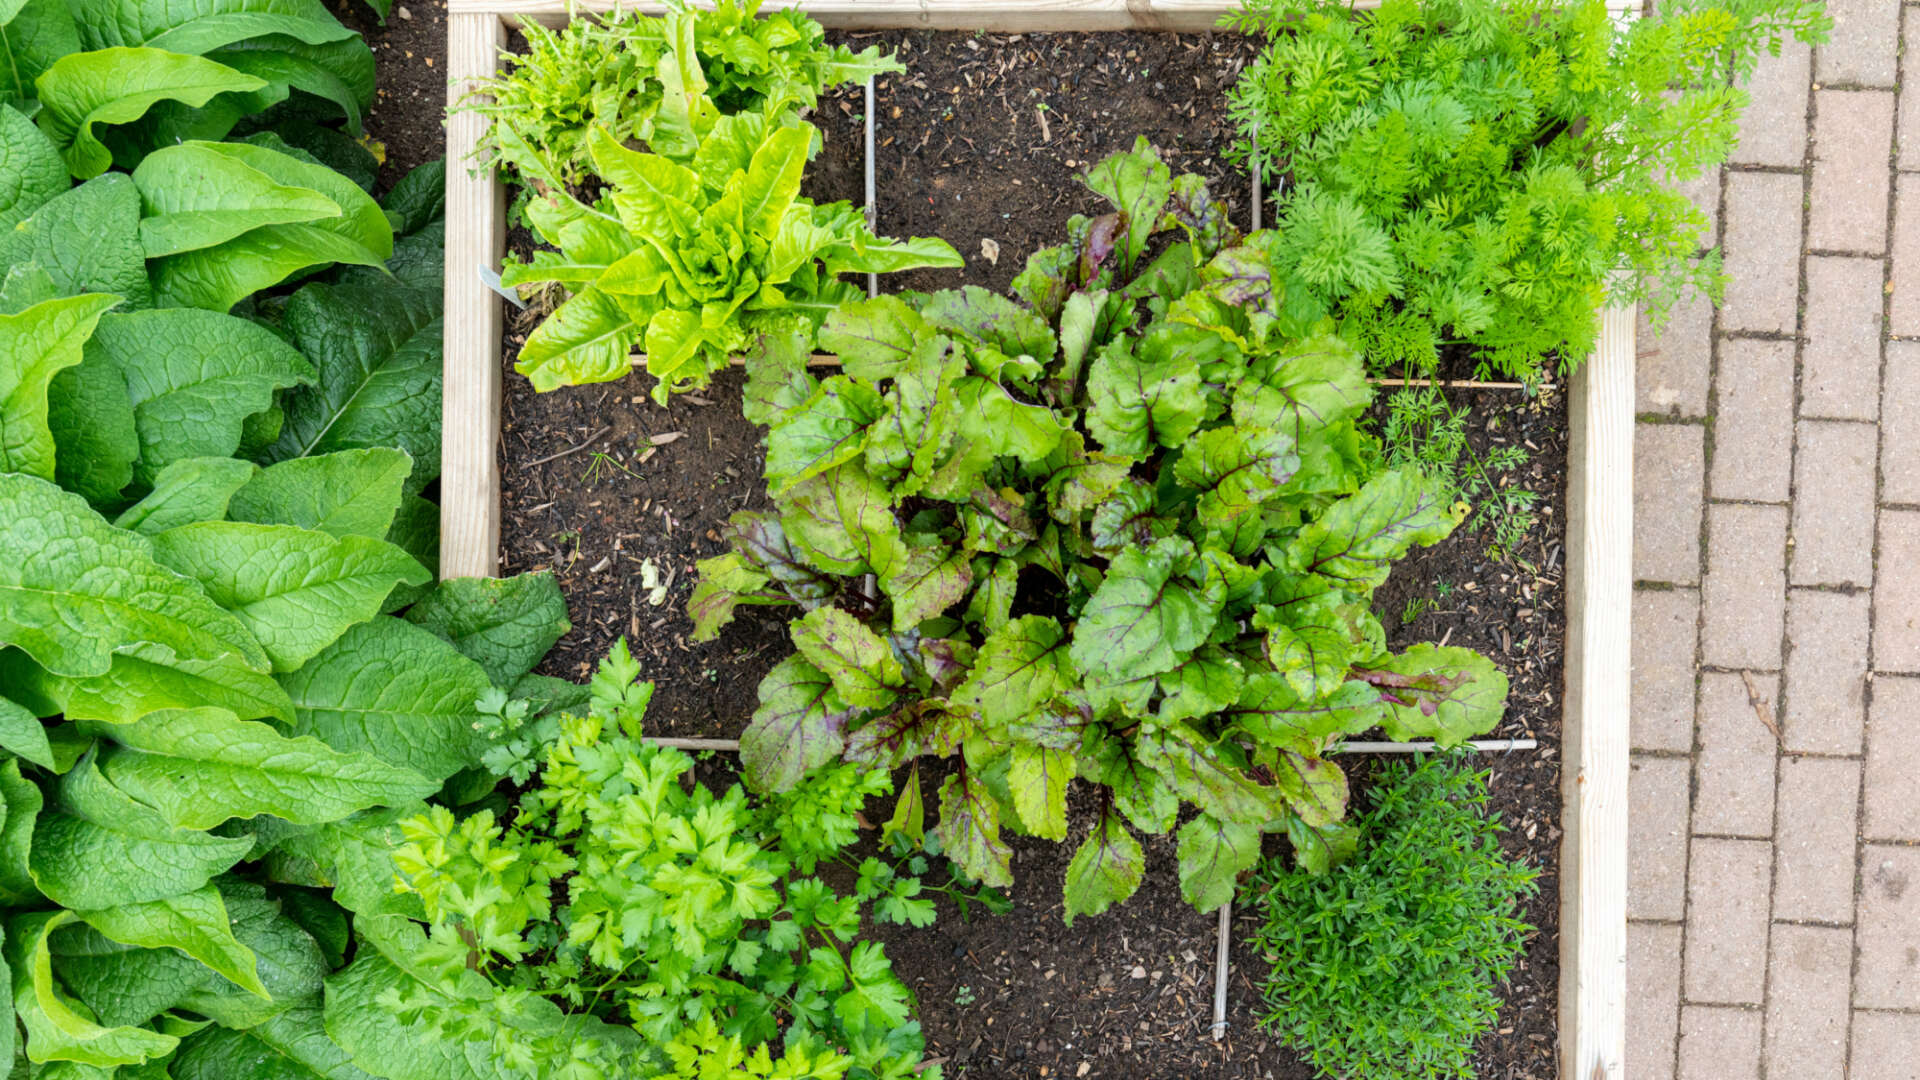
[523,426,611,468]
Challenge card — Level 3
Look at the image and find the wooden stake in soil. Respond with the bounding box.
[865,74,879,299]
[1211,901,1230,1040]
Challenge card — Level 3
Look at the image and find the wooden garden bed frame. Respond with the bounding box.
[439,4,1633,1076]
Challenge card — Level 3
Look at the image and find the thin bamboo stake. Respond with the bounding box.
[1211,901,1231,1041]
[644,736,1538,754]
[865,74,879,300]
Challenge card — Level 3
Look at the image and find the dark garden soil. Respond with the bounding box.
[361,12,1564,1077]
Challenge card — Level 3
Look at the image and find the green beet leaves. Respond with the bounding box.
[699,140,1508,916]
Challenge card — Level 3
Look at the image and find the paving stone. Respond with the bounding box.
[1701,503,1788,670]
[1631,755,1693,920]
[1901,17,1920,171]
[1638,295,1712,419]
[1855,844,1920,1009]
[1710,337,1796,501]
[1676,1005,1762,1079]
[1790,420,1879,586]
[1851,1011,1920,1080]
[1772,757,1863,922]
[1874,511,1920,672]
[1693,672,1779,838]
[1719,172,1805,334]
[1634,587,1701,752]
[1865,676,1920,841]
[1763,924,1854,1080]
[1809,90,1895,253]
[1814,0,1900,87]
[1895,176,1920,338]
[1732,39,1810,168]
[1684,837,1773,1005]
[1784,588,1871,754]
[1628,922,1684,1080]
[1635,423,1707,585]
[1801,256,1886,421]
[1885,342,1920,505]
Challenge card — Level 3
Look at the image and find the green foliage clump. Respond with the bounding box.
[1247,754,1538,1080]
[467,0,901,185]
[693,140,1509,923]
[487,1,961,403]
[384,641,943,1080]
[1225,0,1830,381]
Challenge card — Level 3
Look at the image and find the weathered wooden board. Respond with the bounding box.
[446,0,1258,32]
[1560,303,1633,1080]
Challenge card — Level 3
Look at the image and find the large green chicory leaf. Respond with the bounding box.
[113,455,257,535]
[400,572,570,688]
[170,1003,377,1080]
[131,140,342,257]
[150,521,428,671]
[7,909,180,1067]
[92,706,436,828]
[0,102,66,228]
[71,883,268,999]
[0,0,80,106]
[277,616,493,781]
[32,47,265,178]
[46,343,141,507]
[0,292,117,480]
[0,173,151,305]
[225,447,410,539]
[263,283,441,488]
[86,306,316,485]
[0,473,267,678]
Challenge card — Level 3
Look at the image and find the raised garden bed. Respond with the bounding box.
[440,3,1634,1077]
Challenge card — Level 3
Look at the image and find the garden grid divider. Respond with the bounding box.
[438,3,1634,1076]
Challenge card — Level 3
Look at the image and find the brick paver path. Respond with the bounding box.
[1626,2,1920,1076]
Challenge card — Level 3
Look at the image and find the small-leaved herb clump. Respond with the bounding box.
[482,0,962,403]
[1224,0,1830,382]
[694,140,1509,922]
[384,641,944,1080]
[1247,754,1538,1080]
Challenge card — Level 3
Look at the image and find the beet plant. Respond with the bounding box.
[692,140,1509,922]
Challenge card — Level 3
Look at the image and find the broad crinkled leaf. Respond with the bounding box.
[1085,336,1203,460]
[32,47,265,178]
[1354,644,1508,745]
[816,294,926,382]
[0,103,65,229]
[71,0,358,53]
[87,307,316,486]
[844,698,970,768]
[40,642,295,726]
[954,615,1072,730]
[94,705,435,828]
[1174,814,1258,913]
[513,286,643,392]
[779,460,903,578]
[150,522,428,671]
[0,293,117,480]
[0,473,268,678]
[765,375,882,493]
[1263,622,1353,702]
[1087,478,1173,556]
[1070,537,1223,685]
[740,655,850,793]
[863,334,964,488]
[880,533,971,631]
[46,344,140,507]
[7,910,179,1067]
[401,572,570,687]
[0,174,150,306]
[256,805,423,918]
[29,755,254,909]
[1062,805,1143,926]
[226,447,411,539]
[131,141,340,258]
[170,1003,377,1080]
[276,616,492,781]
[72,884,267,999]
[790,606,901,711]
[113,456,255,535]
[1269,749,1348,827]
[1226,671,1379,751]
[265,283,441,487]
[932,771,1011,888]
[687,552,777,643]
[0,693,54,769]
[915,285,1056,363]
[1136,722,1281,827]
[1040,430,1129,526]
[1172,424,1298,549]
[1230,332,1372,445]
[1155,645,1247,723]
[1285,470,1461,594]
[1008,744,1072,840]
[0,758,41,905]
